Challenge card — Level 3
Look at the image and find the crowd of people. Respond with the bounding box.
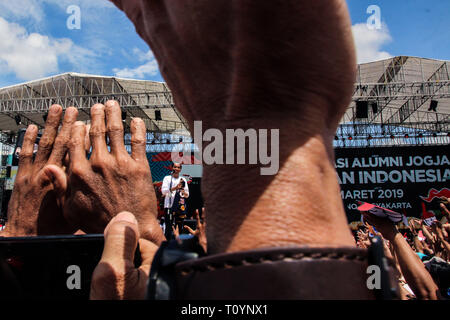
[0,0,448,300]
[354,202,450,299]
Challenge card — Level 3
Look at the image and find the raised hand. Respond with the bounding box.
[109,0,357,254]
[440,200,450,219]
[63,100,165,244]
[172,224,180,239]
[408,219,419,236]
[184,208,207,253]
[363,213,398,241]
[431,221,445,242]
[2,105,78,236]
[365,222,381,237]
[443,223,450,239]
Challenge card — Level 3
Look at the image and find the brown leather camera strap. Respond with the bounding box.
[173,245,398,300]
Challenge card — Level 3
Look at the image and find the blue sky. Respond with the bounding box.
[347,0,450,61]
[0,0,449,87]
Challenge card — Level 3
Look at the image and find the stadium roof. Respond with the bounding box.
[0,72,189,135]
[342,56,450,128]
[0,56,449,138]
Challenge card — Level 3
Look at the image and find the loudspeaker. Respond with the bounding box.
[371,102,378,114]
[155,110,162,121]
[356,101,369,118]
[429,100,438,112]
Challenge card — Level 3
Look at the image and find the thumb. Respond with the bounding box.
[39,165,67,197]
[184,225,196,235]
[101,212,140,267]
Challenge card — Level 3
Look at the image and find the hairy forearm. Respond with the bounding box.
[389,232,439,300]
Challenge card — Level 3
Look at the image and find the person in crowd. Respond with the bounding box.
[362,212,440,299]
[161,162,189,240]
[356,200,450,299]
[184,208,207,253]
[90,0,388,300]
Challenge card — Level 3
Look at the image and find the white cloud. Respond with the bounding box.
[0,0,44,23]
[0,0,114,23]
[352,23,393,64]
[113,49,159,79]
[0,17,96,80]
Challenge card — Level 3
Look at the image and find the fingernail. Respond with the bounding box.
[51,105,61,114]
[113,212,138,225]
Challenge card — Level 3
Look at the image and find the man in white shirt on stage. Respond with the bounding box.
[161,162,189,239]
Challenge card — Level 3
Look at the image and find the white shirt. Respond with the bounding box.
[161,175,189,208]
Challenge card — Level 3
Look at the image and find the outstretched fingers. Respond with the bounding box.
[69,122,89,169]
[105,100,126,156]
[34,105,63,169]
[48,107,78,166]
[195,209,201,225]
[130,117,147,161]
[85,124,91,153]
[17,125,38,175]
[184,225,197,236]
[90,104,108,157]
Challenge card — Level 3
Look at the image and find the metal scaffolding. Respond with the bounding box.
[340,56,450,147]
[0,73,189,135]
[0,57,449,149]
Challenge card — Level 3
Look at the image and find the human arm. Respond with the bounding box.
[421,222,436,245]
[408,219,424,253]
[93,0,386,299]
[356,228,371,249]
[443,224,450,238]
[163,178,182,194]
[413,236,425,254]
[172,224,180,239]
[182,178,189,198]
[432,221,450,257]
[364,214,440,300]
[440,199,450,220]
[183,208,207,253]
[161,177,171,197]
[109,0,357,254]
[0,105,78,237]
[63,101,165,244]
